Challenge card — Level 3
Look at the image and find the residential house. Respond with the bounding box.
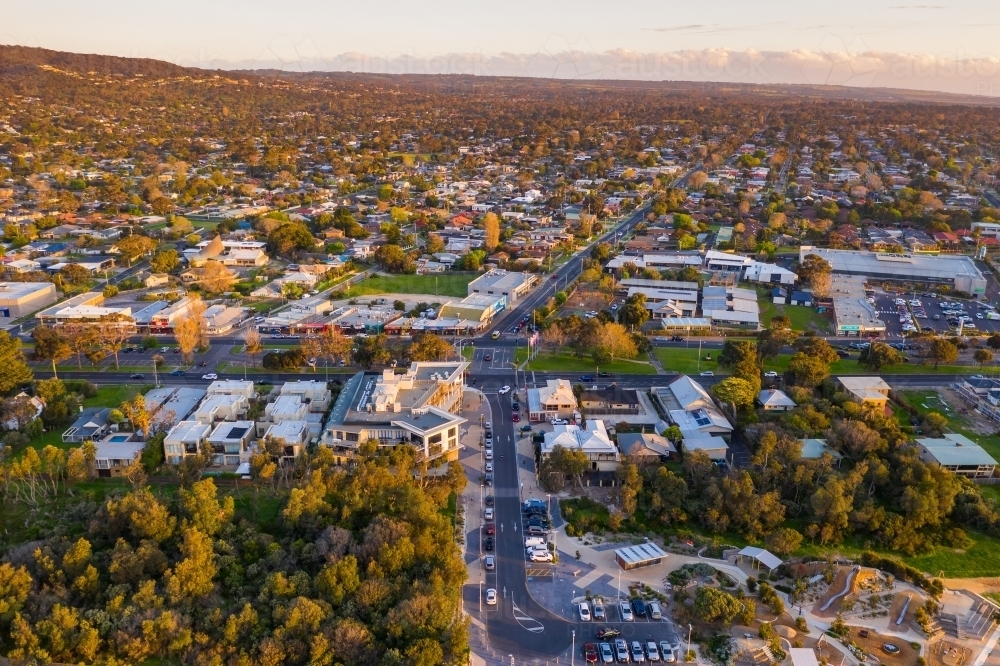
[837,376,891,408]
[527,379,578,422]
[917,433,998,478]
[578,386,641,415]
[260,421,309,462]
[541,420,619,472]
[63,407,113,443]
[616,432,676,463]
[758,388,796,411]
[206,420,256,467]
[164,421,211,465]
[93,439,144,478]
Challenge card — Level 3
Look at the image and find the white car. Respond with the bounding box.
[498,386,511,395]
[530,550,554,563]
[485,462,493,473]
[550,418,568,425]
[660,643,676,663]
[486,588,497,605]
[485,437,493,446]
[202,373,218,380]
[579,601,592,621]
[763,371,778,378]
[610,304,619,311]
[700,371,714,377]
[485,450,493,460]
[485,508,494,520]
[485,422,492,430]
[619,600,634,621]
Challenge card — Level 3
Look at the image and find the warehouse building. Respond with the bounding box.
[0,281,58,319]
[799,247,987,297]
[467,269,537,303]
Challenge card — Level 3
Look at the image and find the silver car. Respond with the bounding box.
[615,639,630,662]
[599,642,615,664]
[659,643,676,663]
[619,600,634,621]
[646,641,660,662]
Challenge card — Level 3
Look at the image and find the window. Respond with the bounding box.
[96,459,110,469]
[429,433,442,445]
[448,427,457,438]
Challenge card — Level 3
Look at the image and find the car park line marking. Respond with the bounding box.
[525,568,553,578]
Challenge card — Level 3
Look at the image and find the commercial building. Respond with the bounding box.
[527,379,579,422]
[467,269,538,303]
[541,420,619,472]
[701,285,760,328]
[438,293,507,325]
[917,433,998,478]
[320,361,469,462]
[37,292,133,326]
[0,282,57,319]
[829,274,886,337]
[606,253,703,271]
[799,246,987,297]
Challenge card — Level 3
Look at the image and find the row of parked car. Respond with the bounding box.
[584,637,675,663]
[579,598,662,622]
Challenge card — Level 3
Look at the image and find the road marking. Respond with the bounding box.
[525,568,553,578]
[511,600,545,633]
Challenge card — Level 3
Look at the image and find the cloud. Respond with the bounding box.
[199,47,1000,98]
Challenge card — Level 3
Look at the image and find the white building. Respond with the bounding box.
[540,420,619,472]
[527,379,579,422]
[164,421,211,465]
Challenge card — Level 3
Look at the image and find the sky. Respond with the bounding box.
[4,0,1000,96]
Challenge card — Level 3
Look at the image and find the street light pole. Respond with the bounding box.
[687,623,693,660]
[572,630,576,666]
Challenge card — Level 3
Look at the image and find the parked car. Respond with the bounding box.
[660,643,676,663]
[484,537,494,551]
[631,641,646,663]
[511,402,520,411]
[619,600,634,621]
[599,642,615,663]
[486,588,497,605]
[550,418,568,425]
[584,642,598,663]
[511,413,520,422]
[485,555,495,570]
[615,639,630,663]
[484,473,493,486]
[593,601,606,620]
[646,641,661,662]
[485,495,494,506]
[526,525,546,536]
[485,450,493,460]
[520,424,532,432]
[484,523,495,535]
[648,601,662,620]
[485,462,493,473]
[530,550,554,563]
[631,599,647,618]
[699,371,714,377]
[763,371,778,378]
[485,508,494,520]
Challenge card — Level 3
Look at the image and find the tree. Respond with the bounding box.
[482,212,500,252]
[718,340,761,393]
[928,338,959,369]
[98,313,136,369]
[922,412,949,437]
[60,263,90,286]
[757,326,798,362]
[2,395,38,430]
[788,353,830,388]
[830,419,886,461]
[165,526,217,604]
[374,244,414,273]
[616,458,642,517]
[766,527,803,556]
[794,336,840,364]
[0,330,33,393]
[318,326,352,368]
[974,348,994,369]
[31,325,72,378]
[244,328,264,367]
[617,296,649,330]
[268,222,317,256]
[174,295,207,363]
[545,444,590,488]
[352,334,392,369]
[116,234,157,266]
[688,171,708,189]
[810,271,832,299]
[180,478,234,536]
[798,253,832,285]
[426,233,445,254]
[150,248,179,273]
[407,333,454,362]
[201,260,236,294]
[694,586,742,626]
[593,322,637,364]
[987,333,1000,351]
[858,342,903,371]
[711,377,757,420]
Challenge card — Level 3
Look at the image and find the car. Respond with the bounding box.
[550,418,568,425]
[972,374,985,380]
[646,641,661,662]
[168,369,185,376]
[600,642,615,664]
[615,639,630,663]
[485,508,494,520]
[484,523,495,535]
[202,373,218,380]
[598,628,621,639]
[485,422,492,430]
[512,413,520,422]
[882,644,900,655]
[836,349,851,357]
[763,371,778,378]
[631,599,647,618]
[520,424,533,432]
[593,601,606,620]
[584,643,599,664]
[580,375,594,382]
[485,450,493,460]
[485,436,493,446]
[257,379,273,386]
[486,588,497,605]
[499,385,511,394]
[631,641,645,663]
[483,354,492,362]
[129,373,144,379]
[173,348,181,353]
[531,550,554,562]
[485,555,495,571]
[619,601,634,621]
[597,371,611,378]
[492,331,501,339]
[526,525,546,536]
[512,402,520,411]
[485,495,495,506]
[699,371,714,377]
[659,643,676,663]
[122,347,134,354]
[484,537,495,551]
[978,313,985,319]
[160,347,170,353]
[648,600,662,620]
[484,473,493,486]
[579,602,592,621]
[485,462,493,473]
[199,361,208,367]
[610,304,619,311]
[671,336,684,342]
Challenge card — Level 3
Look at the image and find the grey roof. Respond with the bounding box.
[802,247,985,282]
[614,542,668,567]
[918,433,998,466]
[738,546,782,570]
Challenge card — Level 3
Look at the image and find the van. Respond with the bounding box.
[524,536,545,548]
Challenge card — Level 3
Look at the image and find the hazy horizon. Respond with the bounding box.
[3,0,1000,97]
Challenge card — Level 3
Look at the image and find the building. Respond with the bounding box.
[261,421,309,461]
[541,420,619,472]
[578,386,641,415]
[438,293,507,325]
[263,395,309,424]
[63,407,113,443]
[917,433,997,478]
[163,421,211,465]
[527,379,579,422]
[37,292,133,326]
[279,380,332,412]
[800,438,843,464]
[614,542,668,571]
[467,269,537,304]
[742,261,797,285]
[0,282,57,319]
[799,246,987,298]
[653,376,731,460]
[606,253,703,271]
[758,388,797,411]
[143,387,206,429]
[320,362,469,462]
[616,432,676,462]
[830,275,886,337]
[837,376,891,407]
[194,393,249,424]
[701,285,760,329]
[206,379,256,401]
[206,420,256,467]
[93,439,144,478]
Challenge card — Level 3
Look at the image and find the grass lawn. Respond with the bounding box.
[84,384,147,409]
[900,389,1000,461]
[757,288,832,333]
[524,351,657,374]
[337,274,473,299]
[315,271,357,293]
[654,348,720,375]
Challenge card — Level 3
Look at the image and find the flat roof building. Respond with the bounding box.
[799,246,987,297]
[439,293,507,324]
[467,270,537,303]
[614,542,668,571]
[917,433,998,478]
[320,361,469,462]
[37,292,133,326]
[830,274,886,337]
[0,282,57,319]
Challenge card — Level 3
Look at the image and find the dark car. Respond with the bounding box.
[580,375,594,382]
[484,537,495,551]
[511,413,520,422]
[484,354,492,362]
[199,361,208,367]
[257,379,273,386]
[584,643,598,664]
[168,369,185,376]
[485,495,495,506]
[485,473,493,486]
[597,371,611,377]
[129,373,144,379]
[631,598,647,617]
[519,425,532,432]
[512,402,520,411]
[670,336,684,342]
[526,525,546,536]
[525,505,547,516]
[122,347,134,354]
[484,523,496,535]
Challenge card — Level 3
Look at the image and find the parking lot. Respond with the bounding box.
[872,292,1000,337]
